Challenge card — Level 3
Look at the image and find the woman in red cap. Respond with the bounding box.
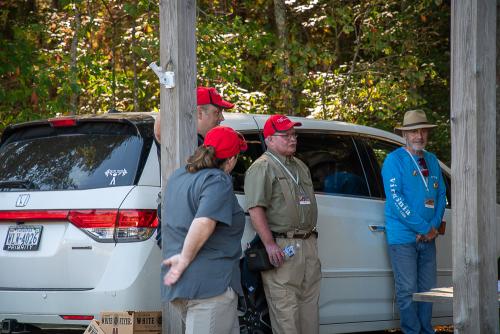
[161,126,247,334]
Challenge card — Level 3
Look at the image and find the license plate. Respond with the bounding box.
[3,225,43,251]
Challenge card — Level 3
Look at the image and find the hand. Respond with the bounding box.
[424,227,438,241]
[162,254,190,286]
[265,242,285,268]
[416,227,438,243]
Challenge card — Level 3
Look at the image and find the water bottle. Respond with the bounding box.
[283,244,295,258]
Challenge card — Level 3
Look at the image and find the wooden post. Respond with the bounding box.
[158,0,197,333]
[496,0,500,206]
[451,0,498,333]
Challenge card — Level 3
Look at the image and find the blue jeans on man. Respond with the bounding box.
[388,240,436,334]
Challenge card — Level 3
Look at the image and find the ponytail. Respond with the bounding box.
[186,145,227,173]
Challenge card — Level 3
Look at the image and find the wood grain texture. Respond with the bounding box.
[497,1,500,205]
[413,287,500,304]
[451,0,498,333]
[159,1,197,333]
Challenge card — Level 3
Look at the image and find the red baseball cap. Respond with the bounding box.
[197,87,234,109]
[204,126,247,159]
[263,114,302,139]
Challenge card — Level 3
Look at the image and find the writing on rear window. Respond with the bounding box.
[105,169,128,185]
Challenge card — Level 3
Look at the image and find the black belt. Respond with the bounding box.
[272,230,318,239]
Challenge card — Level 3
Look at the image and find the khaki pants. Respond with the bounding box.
[171,287,239,334]
[261,236,322,334]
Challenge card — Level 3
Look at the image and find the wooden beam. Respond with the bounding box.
[496,0,500,207]
[451,1,498,333]
[413,287,500,304]
[158,0,197,333]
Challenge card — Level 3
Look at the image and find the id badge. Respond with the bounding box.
[424,199,435,209]
[299,195,311,205]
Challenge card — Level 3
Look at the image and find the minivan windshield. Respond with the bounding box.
[0,133,142,191]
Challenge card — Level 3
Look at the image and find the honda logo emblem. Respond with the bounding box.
[16,194,30,207]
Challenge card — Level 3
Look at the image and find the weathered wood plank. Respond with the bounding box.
[413,291,454,303]
[413,287,500,304]
[451,0,498,333]
[159,1,197,334]
[432,287,454,294]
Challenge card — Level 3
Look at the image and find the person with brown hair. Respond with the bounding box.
[161,126,247,334]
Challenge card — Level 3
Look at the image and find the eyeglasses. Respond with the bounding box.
[272,133,298,140]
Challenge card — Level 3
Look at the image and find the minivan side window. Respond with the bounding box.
[357,137,401,199]
[295,132,370,197]
[232,132,265,193]
[442,171,451,208]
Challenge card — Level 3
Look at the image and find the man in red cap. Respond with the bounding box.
[244,115,321,334]
[154,87,234,248]
[154,86,234,145]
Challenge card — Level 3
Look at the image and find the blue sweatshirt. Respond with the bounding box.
[381,147,446,245]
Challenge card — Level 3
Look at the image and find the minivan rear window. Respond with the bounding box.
[0,124,143,191]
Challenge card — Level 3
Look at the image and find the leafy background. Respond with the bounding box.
[0,0,450,163]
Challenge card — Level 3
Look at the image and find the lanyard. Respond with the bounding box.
[267,152,300,186]
[404,148,429,192]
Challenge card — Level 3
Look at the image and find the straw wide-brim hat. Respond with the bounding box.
[394,109,437,132]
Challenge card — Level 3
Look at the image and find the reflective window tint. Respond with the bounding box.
[232,133,264,193]
[358,137,401,199]
[442,171,451,208]
[295,133,370,197]
[0,134,142,191]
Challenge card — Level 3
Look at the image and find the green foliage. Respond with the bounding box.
[0,0,451,162]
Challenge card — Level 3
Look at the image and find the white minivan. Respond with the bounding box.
[0,112,457,333]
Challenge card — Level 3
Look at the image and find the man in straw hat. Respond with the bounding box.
[381,109,447,334]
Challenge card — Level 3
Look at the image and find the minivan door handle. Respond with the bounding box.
[368,225,386,232]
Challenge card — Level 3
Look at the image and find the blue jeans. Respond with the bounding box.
[388,241,436,334]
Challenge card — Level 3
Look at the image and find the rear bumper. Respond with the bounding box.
[0,243,162,327]
[0,285,159,327]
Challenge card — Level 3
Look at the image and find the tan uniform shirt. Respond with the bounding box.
[244,149,318,233]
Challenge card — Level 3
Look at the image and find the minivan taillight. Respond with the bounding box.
[0,209,157,243]
[68,209,157,242]
[0,210,69,221]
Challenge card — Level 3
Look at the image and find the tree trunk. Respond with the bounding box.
[69,4,81,115]
[273,0,296,115]
[101,1,117,111]
[132,22,139,112]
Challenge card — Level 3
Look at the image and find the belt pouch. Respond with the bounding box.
[245,235,274,272]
